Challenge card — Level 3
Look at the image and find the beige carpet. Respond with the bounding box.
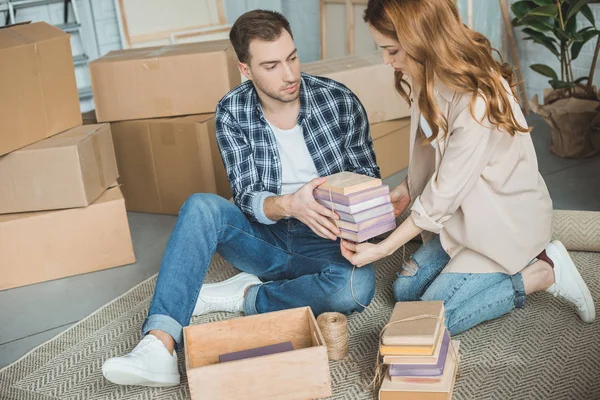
[1,244,599,400]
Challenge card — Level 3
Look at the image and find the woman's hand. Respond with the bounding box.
[390,180,411,217]
[340,240,390,267]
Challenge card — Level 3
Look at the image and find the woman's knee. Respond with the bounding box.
[392,259,425,302]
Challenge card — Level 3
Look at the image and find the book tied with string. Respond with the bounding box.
[378,301,460,399]
[314,172,396,242]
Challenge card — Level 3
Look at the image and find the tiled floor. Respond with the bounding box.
[1,114,598,368]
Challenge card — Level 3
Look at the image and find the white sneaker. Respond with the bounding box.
[546,240,596,323]
[193,272,262,316]
[102,334,180,387]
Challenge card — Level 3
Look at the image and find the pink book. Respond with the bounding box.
[337,203,394,223]
[339,220,396,242]
[313,185,390,206]
[337,212,395,232]
[316,194,390,215]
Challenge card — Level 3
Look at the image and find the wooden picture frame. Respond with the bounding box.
[320,0,370,59]
[114,0,227,48]
[170,24,232,45]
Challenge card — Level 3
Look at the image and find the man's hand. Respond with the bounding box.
[285,177,340,240]
[390,180,411,217]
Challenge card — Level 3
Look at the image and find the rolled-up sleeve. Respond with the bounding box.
[411,95,499,233]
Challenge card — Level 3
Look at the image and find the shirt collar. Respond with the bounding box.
[433,79,455,103]
[405,75,455,103]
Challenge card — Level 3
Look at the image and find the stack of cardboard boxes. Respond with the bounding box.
[0,22,135,291]
[87,48,409,216]
[302,53,411,178]
[87,41,240,214]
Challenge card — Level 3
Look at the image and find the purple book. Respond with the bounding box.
[389,331,451,377]
[313,185,390,206]
[219,342,294,363]
[316,194,390,215]
[337,203,394,223]
[340,219,396,243]
[337,212,396,232]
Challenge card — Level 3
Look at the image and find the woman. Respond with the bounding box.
[340,0,595,335]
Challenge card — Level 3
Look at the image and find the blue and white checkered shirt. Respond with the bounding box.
[215,72,380,224]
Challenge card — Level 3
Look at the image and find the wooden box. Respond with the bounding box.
[183,307,332,400]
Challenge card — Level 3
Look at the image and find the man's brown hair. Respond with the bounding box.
[229,10,294,64]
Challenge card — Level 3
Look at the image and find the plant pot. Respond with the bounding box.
[530,91,600,158]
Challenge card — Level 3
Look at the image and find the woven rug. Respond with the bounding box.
[1,244,599,400]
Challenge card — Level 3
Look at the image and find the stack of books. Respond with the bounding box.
[315,172,396,242]
[378,301,460,400]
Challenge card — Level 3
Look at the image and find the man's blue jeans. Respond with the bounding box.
[142,193,376,346]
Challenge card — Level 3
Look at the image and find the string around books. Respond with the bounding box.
[370,314,460,391]
[328,187,368,310]
[326,187,408,310]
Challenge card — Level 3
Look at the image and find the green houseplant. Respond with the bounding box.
[512,0,600,157]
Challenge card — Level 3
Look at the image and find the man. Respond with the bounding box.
[102,10,382,387]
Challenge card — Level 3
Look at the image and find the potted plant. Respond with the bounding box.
[512,0,600,158]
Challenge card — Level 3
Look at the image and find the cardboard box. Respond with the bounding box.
[0,186,136,290]
[0,22,81,156]
[302,52,410,124]
[82,110,97,125]
[371,118,411,178]
[0,124,119,214]
[89,40,241,122]
[111,114,232,214]
[184,307,332,400]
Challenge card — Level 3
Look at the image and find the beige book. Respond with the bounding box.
[382,301,445,346]
[379,341,461,400]
[383,321,446,364]
[319,171,382,195]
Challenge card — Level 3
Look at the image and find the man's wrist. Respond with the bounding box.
[277,194,293,218]
[266,194,293,220]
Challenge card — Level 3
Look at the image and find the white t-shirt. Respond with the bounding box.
[420,114,437,149]
[267,122,320,195]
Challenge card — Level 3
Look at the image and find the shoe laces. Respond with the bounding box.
[200,296,242,312]
[128,337,159,358]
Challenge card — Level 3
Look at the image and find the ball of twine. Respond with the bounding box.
[317,312,348,360]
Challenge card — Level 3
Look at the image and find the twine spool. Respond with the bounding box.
[317,312,349,360]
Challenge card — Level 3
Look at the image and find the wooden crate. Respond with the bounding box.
[184,307,332,400]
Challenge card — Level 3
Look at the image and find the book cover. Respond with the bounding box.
[313,185,390,206]
[382,301,445,346]
[390,375,444,384]
[339,220,397,243]
[337,203,394,223]
[218,342,294,363]
[317,194,390,215]
[383,318,446,365]
[337,212,396,232]
[379,341,461,400]
[389,330,450,377]
[380,343,436,357]
[318,171,382,195]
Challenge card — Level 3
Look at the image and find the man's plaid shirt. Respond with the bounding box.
[215,72,380,224]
